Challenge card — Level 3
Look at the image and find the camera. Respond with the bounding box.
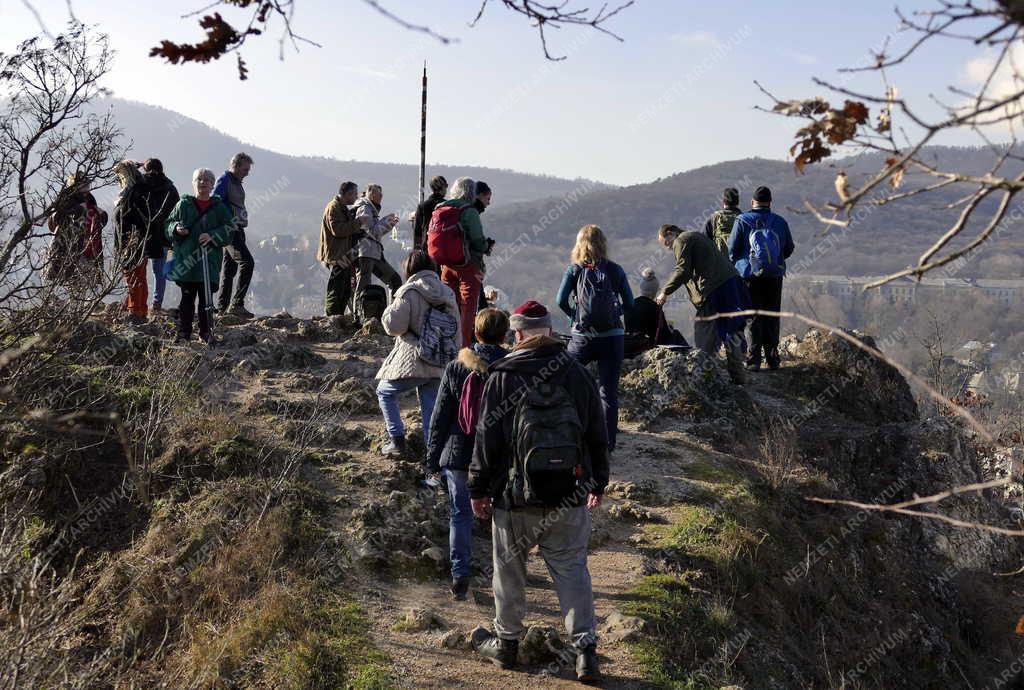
[484,237,496,256]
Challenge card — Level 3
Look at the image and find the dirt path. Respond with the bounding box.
[236,335,726,688]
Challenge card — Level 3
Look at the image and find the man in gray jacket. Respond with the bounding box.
[353,184,401,322]
[214,152,255,318]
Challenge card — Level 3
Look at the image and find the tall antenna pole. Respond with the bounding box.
[415,61,428,249]
[419,61,427,205]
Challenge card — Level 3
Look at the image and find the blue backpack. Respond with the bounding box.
[574,263,620,333]
[748,219,784,278]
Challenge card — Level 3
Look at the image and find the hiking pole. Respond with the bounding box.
[200,243,215,342]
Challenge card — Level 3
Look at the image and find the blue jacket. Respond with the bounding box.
[425,343,509,473]
[555,259,634,337]
[728,207,795,278]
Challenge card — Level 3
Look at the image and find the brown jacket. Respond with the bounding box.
[662,230,738,308]
[317,196,363,264]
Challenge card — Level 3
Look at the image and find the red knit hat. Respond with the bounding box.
[509,300,551,330]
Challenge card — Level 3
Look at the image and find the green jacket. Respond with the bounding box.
[662,231,738,308]
[164,194,233,286]
[437,199,486,268]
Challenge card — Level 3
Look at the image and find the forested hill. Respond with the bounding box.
[97,98,611,234]
[481,149,1024,306]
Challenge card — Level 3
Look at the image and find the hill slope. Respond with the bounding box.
[3,312,1021,688]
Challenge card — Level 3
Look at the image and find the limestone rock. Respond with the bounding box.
[608,500,661,523]
[601,611,647,643]
[393,607,447,633]
[440,628,471,650]
[517,624,564,665]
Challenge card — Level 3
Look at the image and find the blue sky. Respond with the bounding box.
[0,0,994,185]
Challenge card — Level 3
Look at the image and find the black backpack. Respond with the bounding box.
[359,285,388,320]
[507,370,586,507]
[574,263,621,333]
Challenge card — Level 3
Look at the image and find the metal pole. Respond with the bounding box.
[420,61,427,207]
[201,244,214,343]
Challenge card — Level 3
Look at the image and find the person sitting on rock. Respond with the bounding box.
[655,224,750,384]
[425,308,510,601]
[468,300,608,682]
[624,268,689,350]
[375,250,461,457]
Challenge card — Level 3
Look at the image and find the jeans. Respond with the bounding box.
[376,377,440,445]
[441,263,484,348]
[151,251,168,308]
[746,275,784,365]
[444,469,473,579]
[568,333,623,451]
[219,229,254,310]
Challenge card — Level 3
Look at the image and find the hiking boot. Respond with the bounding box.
[745,358,762,372]
[472,629,517,669]
[228,305,255,319]
[766,359,780,371]
[576,644,600,682]
[451,577,470,601]
[380,435,406,458]
[200,332,217,347]
[126,313,148,326]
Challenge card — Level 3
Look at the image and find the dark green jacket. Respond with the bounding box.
[164,194,233,285]
[662,231,738,308]
[704,206,741,258]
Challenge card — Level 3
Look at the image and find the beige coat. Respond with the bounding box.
[375,270,461,380]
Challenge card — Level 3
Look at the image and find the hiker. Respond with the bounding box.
[354,183,402,322]
[214,152,255,318]
[555,224,634,452]
[655,224,749,384]
[432,177,491,349]
[46,173,107,286]
[413,175,448,250]
[318,181,368,317]
[468,300,608,682]
[165,168,234,344]
[375,250,460,457]
[704,187,742,258]
[112,160,150,323]
[624,268,689,349]
[727,186,795,371]
[425,308,510,601]
[138,159,180,314]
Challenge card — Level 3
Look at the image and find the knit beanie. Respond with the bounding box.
[509,300,551,331]
[638,268,660,299]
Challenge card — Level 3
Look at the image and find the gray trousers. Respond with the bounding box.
[491,505,596,646]
[694,302,746,383]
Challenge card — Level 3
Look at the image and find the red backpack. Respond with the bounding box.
[427,203,470,267]
[457,370,488,435]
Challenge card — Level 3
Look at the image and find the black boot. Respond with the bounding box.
[576,644,600,682]
[451,576,470,601]
[472,629,517,669]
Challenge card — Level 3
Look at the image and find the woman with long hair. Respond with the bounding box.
[555,224,634,452]
[113,160,150,322]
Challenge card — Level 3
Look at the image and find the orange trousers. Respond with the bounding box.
[441,263,483,348]
[124,262,149,317]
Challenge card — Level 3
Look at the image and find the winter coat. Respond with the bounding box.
[413,192,445,249]
[468,335,610,509]
[727,207,795,277]
[704,206,741,258]
[375,269,461,381]
[425,343,508,474]
[139,171,180,258]
[164,195,234,286]
[113,183,149,271]
[434,199,487,270]
[353,197,392,261]
[318,195,363,264]
[213,171,247,229]
[662,231,738,308]
[555,259,635,337]
[46,191,107,281]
